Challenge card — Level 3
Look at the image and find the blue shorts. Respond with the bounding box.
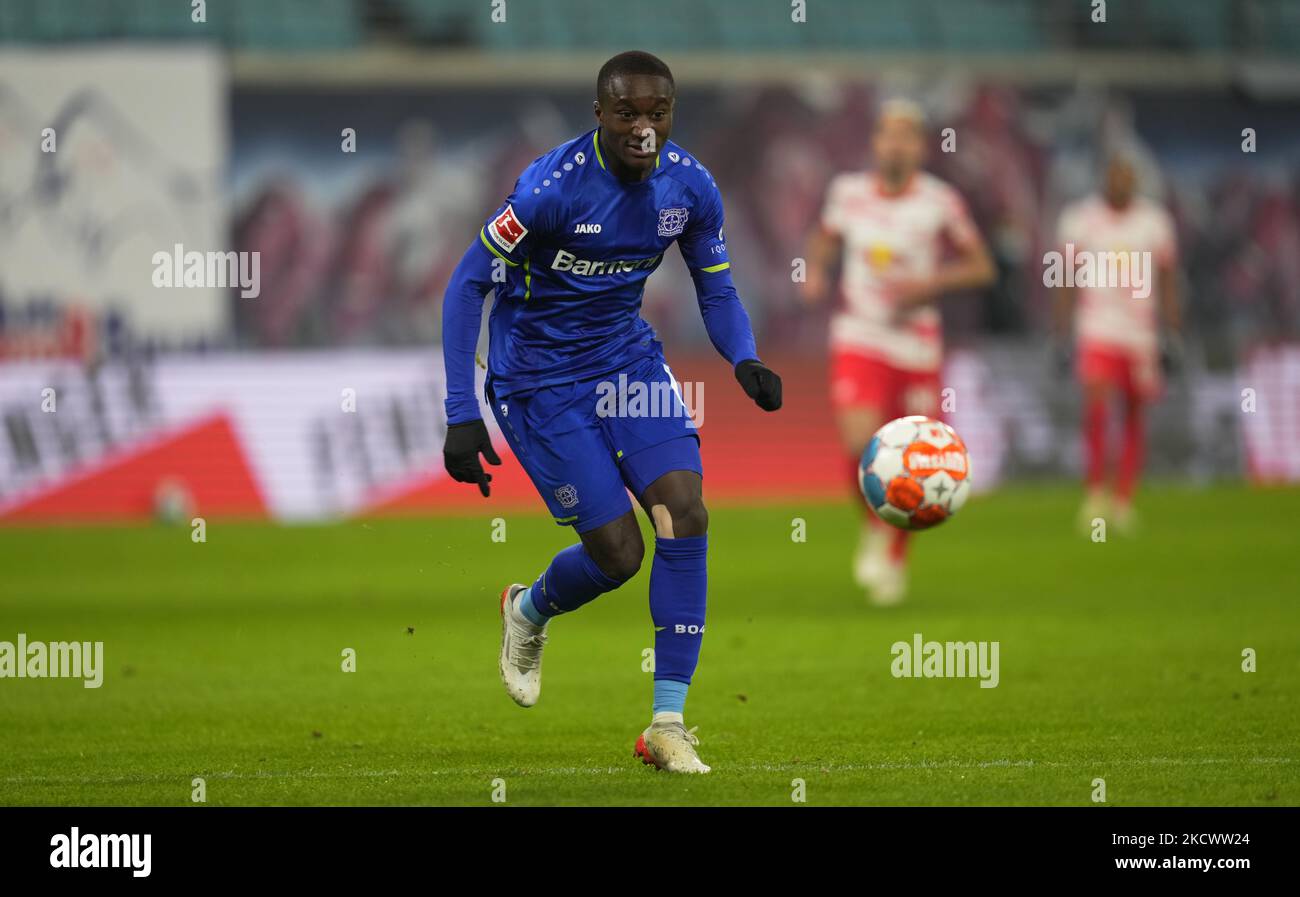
[488,353,703,532]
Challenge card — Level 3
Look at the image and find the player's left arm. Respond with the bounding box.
[678,178,782,412]
[1158,260,1181,333]
[1051,204,1079,375]
[890,187,996,318]
[1156,211,1184,372]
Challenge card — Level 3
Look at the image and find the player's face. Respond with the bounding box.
[593,74,674,180]
[1104,158,1137,208]
[872,114,925,185]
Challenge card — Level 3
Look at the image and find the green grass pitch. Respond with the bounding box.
[1,484,1297,806]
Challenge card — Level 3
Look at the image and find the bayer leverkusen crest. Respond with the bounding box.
[554,483,579,509]
[657,207,688,238]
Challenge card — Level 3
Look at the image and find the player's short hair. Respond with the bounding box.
[1102,145,1140,172]
[596,51,675,103]
[876,97,927,129]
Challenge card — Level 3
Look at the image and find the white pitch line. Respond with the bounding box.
[2,756,1293,788]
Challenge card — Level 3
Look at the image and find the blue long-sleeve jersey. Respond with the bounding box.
[442,128,760,425]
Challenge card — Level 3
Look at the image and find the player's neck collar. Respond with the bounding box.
[593,128,661,184]
[874,171,916,198]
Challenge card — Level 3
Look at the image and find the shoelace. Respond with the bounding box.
[657,722,700,747]
[506,618,547,671]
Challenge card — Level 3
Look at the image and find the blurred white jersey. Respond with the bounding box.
[1055,194,1177,354]
[820,171,981,371]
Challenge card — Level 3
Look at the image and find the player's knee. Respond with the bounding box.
[1083,380,1109,403]
[664,497,708,538]
[592,533,644,582]
[838,410,881,456]
[603,543,644,582]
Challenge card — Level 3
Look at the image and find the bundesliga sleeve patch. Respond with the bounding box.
[488,204,529,252]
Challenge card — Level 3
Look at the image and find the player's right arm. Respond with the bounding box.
[1051,204,1079,374]
[440,240,502,497]
[1154,206,1183,372]
[803,225,843,307]
[441,171,556,495]
[802,175,847,307]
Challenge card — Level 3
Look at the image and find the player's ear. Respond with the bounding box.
[592,99,602,123]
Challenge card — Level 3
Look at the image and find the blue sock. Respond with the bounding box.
[519,542,628,625]
[517,588,549,626]
[653,680,689,715]
[649,534,708,713]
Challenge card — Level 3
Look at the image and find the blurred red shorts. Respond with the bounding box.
[830,349,940,418]
[1077,342,1161,401]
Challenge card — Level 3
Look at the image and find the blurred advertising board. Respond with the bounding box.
[0,346,1292,524]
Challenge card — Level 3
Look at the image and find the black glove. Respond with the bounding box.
[734,359,783,411]
[443,418,501,497]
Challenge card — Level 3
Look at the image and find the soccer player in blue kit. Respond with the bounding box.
[440,51,782,773]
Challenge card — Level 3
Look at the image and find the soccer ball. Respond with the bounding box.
[859,415,971,531]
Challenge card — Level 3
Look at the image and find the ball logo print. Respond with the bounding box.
[860,415,971,530]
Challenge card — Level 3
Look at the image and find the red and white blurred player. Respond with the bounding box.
[1054,154,1182,533]
[804,100,995,604]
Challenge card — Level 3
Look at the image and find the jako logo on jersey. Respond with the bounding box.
[551,249,661,276]
[674,624,705,635]
[657,207,689,237]
[574,223,602,234]
[488,205,528,252]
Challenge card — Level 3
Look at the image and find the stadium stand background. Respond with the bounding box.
[2,0,1299,54]
[1,0,1298,520]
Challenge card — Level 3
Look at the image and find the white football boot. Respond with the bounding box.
[867,558,907,606]
[857,524,906,605]
[1111,500,1138,536]
[853,523,887,588]
[634,717,711,774]
[1077,488,1109,536]
[498,583,547,707]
